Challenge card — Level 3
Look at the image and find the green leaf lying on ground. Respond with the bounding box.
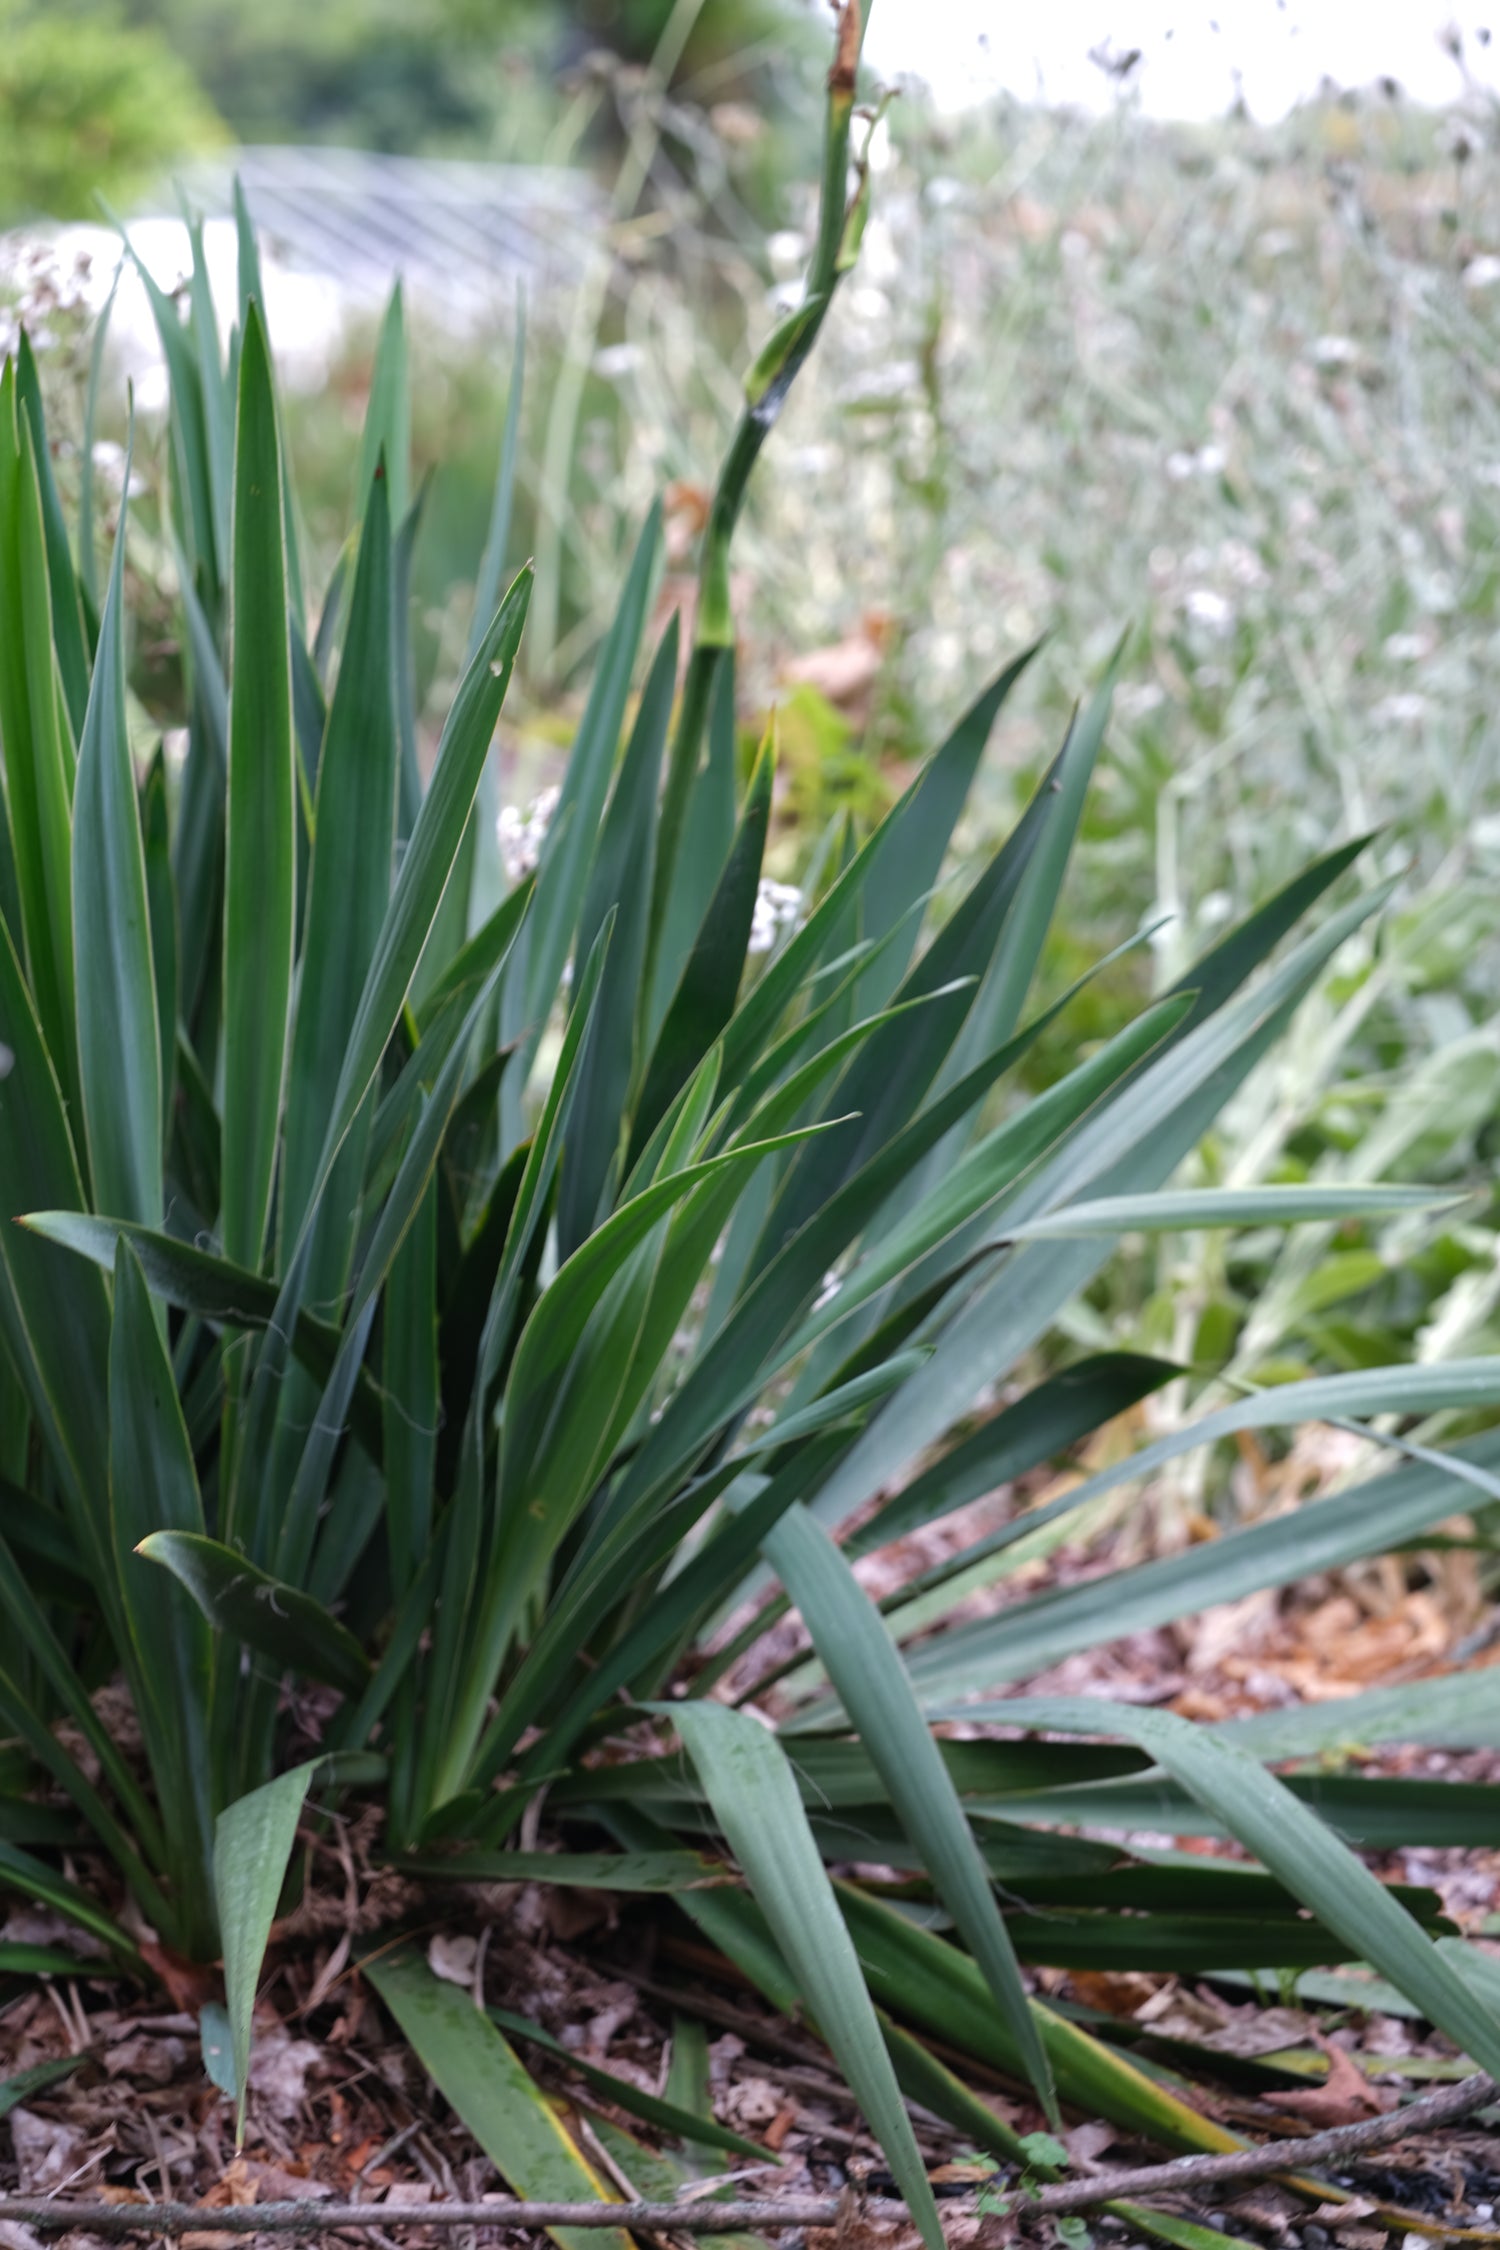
[366,1950,634,2250]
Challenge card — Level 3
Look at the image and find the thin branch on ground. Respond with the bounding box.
[1018,2067,1497,2217]
[0,2069,1489,2236]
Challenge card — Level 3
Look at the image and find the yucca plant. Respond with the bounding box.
[2,4,1500,2227]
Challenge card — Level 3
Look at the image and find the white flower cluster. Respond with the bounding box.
[1372,692,1429,726]
[496,783,559,884]
[0,240,96,359]
[1165,442,1227,482]
[749,878,802,956]
[1183,587,1235,635]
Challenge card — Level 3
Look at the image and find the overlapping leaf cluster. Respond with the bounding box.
[0,7,1498,2218]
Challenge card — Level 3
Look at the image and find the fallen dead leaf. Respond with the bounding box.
[764,2104,798,2152]
[1134,1983,1231,2037]
[202,2157,258,2208]
[808,2222,921,2250]
[1227,2194,1298,2237]
[1276,2039,1394,2128]
[543,1888,615,1943]
[581,1993,636,2063]
[137,1940,218,2014]
[249,2163,334,2202]
[1062,2119,1116,2168]
[0,1909,108,1964]
[1183,1588,1279,1673]
[244,2022,326,2119]
[720,2077,782,2131]
[426,1933,478,1987]
[8,2107,87,2194]
[1068,1970,1162,2017]
[101,2029,188,2084]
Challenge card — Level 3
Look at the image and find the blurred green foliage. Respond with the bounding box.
[120,0,520,151]
[113,0,799,155]
[0,0,803,224]
[0,0,226,223]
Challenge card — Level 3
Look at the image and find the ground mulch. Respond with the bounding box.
[2,1448,1498,2249]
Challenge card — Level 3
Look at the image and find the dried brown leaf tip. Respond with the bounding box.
[829,0,861,95]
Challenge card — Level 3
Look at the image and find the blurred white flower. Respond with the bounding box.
[839,360,920,405]
[766,231,807,278]
[90,441,148,499]
[749,878,802,956]
[789,444,837,476]
[1463,254,1500,291]
[846,286,894,326]
[1373,692,1429,724]
[1165,443,1227,482]
[1310,335,1360,367]
[1219,538,1268,590]
[1382,630,1432,663]
[496,783,559,884]
[1184,588,1235,634]
[592,343,641,380]
[1117,681,1166,719]
[0,238,95,347]
[858,215,902,288]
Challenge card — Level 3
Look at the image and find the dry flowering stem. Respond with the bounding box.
[0,2069,1489,2235]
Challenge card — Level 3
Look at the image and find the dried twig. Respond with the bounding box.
[1016,2067,1497,2217]
[0,2072,1488,2236]
[0,2199,844,2237]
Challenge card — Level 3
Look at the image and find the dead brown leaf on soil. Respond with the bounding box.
[1275,2039,1397,2129]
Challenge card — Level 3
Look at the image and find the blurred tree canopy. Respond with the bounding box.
[0,0,226,222]
[120,0,513,151]
[0,0,805,228]
[116,0,800,153]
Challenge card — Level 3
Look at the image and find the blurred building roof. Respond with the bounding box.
[181,145,602,323]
